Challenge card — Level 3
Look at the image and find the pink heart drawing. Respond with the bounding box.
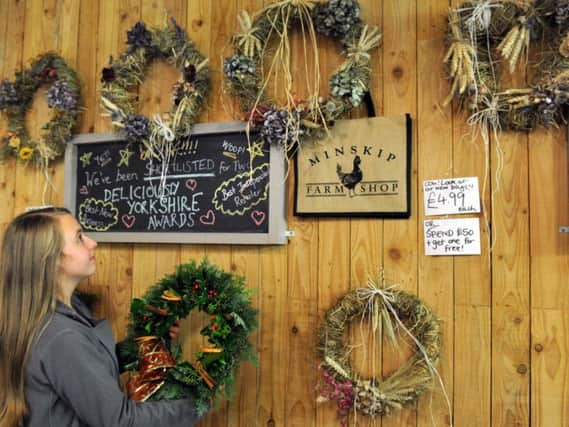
[200,210,216,226]
[79,185,89,195]
[251,210,266,226]
[121,214,136,229]
[185,179,198,191]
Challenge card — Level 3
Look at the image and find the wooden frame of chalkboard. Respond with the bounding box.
[64,121,287,244]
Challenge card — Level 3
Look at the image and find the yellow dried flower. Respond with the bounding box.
[19,146,34,161]
[8,136,21,148]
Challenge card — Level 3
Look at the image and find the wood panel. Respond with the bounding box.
[382,1,418,426]
[0,1,568,426]
[0,0,24,239]
[416,0,454,425]
[450,2,491,426]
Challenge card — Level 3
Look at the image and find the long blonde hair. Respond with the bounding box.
[0,207,70,426]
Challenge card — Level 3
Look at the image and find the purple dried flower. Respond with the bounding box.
[101,66,116,83]
[124,114,150,140]
[319,367,354,425]
[183,64,196,83]
[171,17,186,42]
[0,79,19,109]
[46,80,78,110]
[127,21,152,49]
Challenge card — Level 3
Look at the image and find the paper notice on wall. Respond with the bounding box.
[424,218,481,256]
[423,177,480,216]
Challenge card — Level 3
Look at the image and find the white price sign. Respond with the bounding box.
[424,218,481,256]
[423,177,480,216]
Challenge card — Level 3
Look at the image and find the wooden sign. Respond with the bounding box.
[64,122,287,244]
[294,115,412,217]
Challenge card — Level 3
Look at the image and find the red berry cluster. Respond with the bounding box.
[40,67,57,79]
[207,289,218,298]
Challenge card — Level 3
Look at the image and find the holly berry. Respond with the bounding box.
[48,68,57,78]
[193,283,200,291]
[210,323,218,331]
[142,315,149,321]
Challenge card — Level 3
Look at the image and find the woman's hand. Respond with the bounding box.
[168,320,181,340]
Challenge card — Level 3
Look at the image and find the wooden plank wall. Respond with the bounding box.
[0,0,568,426]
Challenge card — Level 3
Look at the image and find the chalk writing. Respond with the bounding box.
[73,129,271,235]
[79,198,119,231]
[213,163,270,215]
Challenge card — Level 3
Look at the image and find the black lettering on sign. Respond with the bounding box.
[64,123,286,244]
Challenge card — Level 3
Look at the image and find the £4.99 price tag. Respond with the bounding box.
[423,177,480,216]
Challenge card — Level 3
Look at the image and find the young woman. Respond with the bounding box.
[0,207,199,427]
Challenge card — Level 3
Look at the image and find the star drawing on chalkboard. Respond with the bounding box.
[80,152,93,168]
[118,147,134,167]
[247,140,265,162]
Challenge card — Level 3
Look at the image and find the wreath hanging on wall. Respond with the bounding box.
[100,18,209,154]
[119,259,257,416]
[444,0,569,131]
[224,0,381,156]
[0,52,80,164]
[317,280,443,425]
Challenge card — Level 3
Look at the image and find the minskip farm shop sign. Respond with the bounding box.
[294,115,411,218]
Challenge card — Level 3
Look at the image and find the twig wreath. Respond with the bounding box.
[0,52,80,164]
[224,0,381,156]
[444,0,569,131]
[317,280,443,425]
[119,260,257,416]
[100,18,209,159]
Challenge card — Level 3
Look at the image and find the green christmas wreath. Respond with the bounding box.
[318,282,442,425]
[100,18,208,151]
[224,0,381,155]
[0,52,80,163]
[120,259,258,416]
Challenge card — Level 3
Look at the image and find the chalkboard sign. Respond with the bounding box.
[64,122,287,244]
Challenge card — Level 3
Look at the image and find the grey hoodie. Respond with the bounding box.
[24,294,199,427]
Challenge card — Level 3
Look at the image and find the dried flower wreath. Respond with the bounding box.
[444,0,569,131]
[0,53,80,164]
[100,19,208,157]
[318,281,443,425]
[224,0,381,156]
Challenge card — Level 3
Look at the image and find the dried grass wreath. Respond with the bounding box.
[317,281,443,425]
[444,0,569,131]
[100,18,208,159]
[224,0,381,156]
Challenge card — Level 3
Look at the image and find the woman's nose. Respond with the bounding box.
[87,236,98,249]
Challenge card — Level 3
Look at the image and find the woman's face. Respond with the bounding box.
[58,214,98,284]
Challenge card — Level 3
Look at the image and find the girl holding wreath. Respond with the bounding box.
[0,207,200,427]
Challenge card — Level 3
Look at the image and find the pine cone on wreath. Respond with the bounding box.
[353,380,385,416]
[313,0,361,39]
[260,108,305,146]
